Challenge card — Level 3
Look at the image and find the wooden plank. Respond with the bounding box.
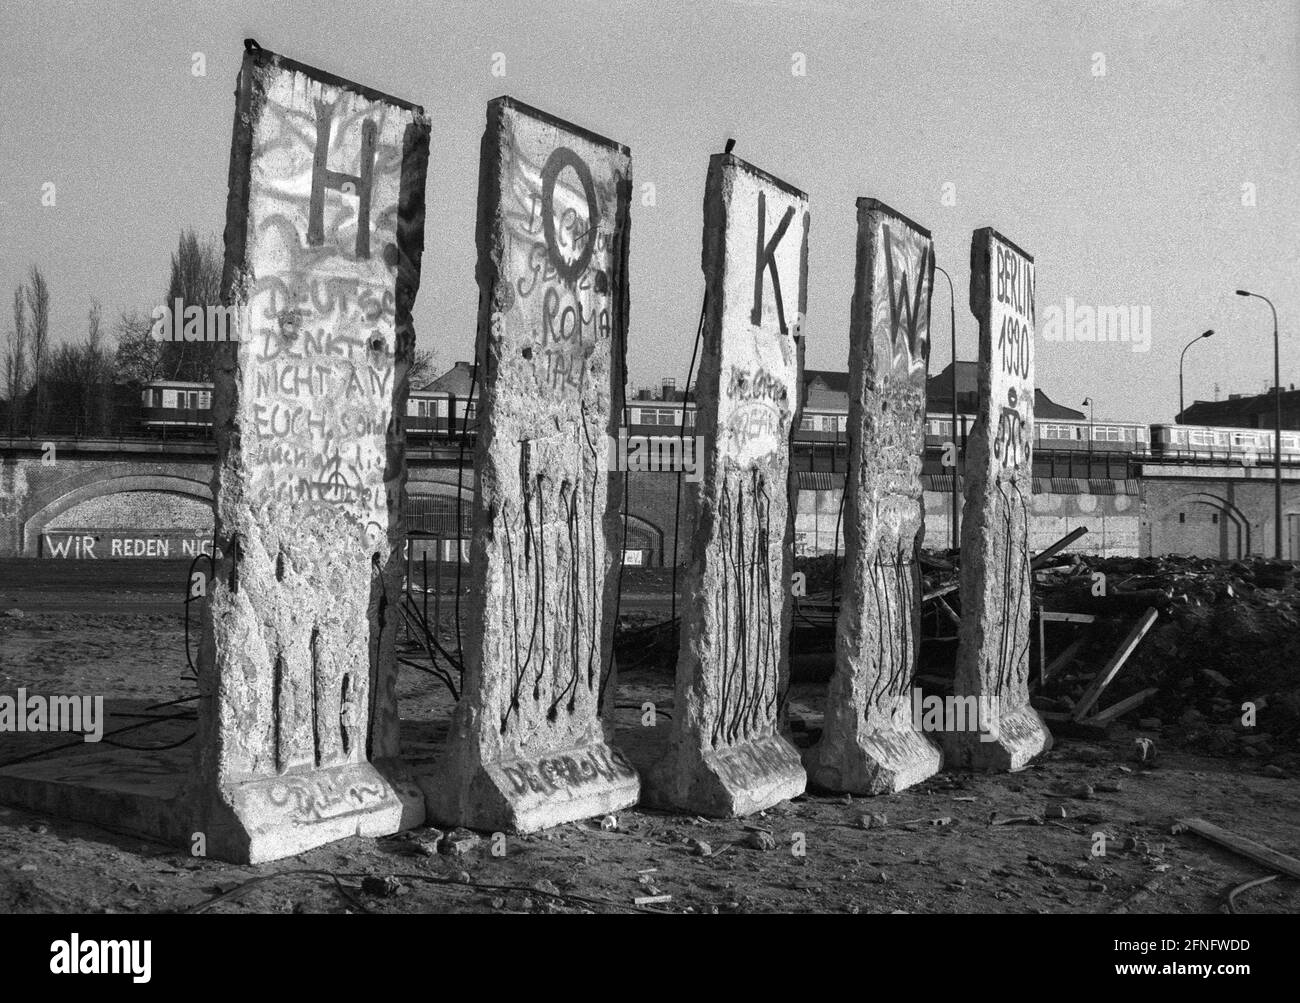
[1071,608,1159,721]
[1043,637,1084,683]
[1087,686,1158,726]
[923,582,959,603]
[1040,611,1097,624]
[1030,526,1089,569]
[1176,818,1300,881]
[935,596,961,627]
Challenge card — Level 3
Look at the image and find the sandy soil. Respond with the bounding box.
[0,559,1297,914]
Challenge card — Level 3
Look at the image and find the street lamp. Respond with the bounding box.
[934,263,958,549]
[1081,397,1094,471]
[1179,330,1214,424]
[1236,289,1282,558]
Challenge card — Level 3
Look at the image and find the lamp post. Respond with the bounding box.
[1236,289,1282,558]
[1081,397,1094,474]
[1179,329,1214,424]
[934,264,958,549]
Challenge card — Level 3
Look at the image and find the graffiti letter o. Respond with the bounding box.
[540,147,599,283]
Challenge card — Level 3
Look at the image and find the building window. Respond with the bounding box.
[1211,514,1219,524]
[1179,513,1186,523]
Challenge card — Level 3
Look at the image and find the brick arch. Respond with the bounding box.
[618,512,665,565]
[1151,490,1251,559]
[22,473,213,555]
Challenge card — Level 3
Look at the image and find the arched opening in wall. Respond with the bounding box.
[618,512,664,567]
[405,483,473,564]
[1284,508,1300,562]
[23,476,214,557]
[1151,491,1250,560]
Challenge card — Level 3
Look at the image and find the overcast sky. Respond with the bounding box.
[1,0,1296,422]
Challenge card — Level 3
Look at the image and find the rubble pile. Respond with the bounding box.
[1036,555,1300,759]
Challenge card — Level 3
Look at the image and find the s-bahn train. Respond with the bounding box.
[138,379,1300,466]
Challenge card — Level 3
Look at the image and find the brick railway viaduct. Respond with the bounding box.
[3,438,1300,561]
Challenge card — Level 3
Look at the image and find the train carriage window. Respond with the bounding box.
[198,392,211,409]
[799,416,815,431]
[188,392,199,410]
[162,390,176,408]
[822,416,836,432]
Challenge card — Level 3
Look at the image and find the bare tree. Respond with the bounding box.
[25,266,50,432]
[3,286,28,436]
[409,346,439,389]
[44,300,119,436]
[161,230,223,382]
[114,308,162,385]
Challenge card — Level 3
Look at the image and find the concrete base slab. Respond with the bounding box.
[199,759,426,864]
[939,703,1053,772]
[0,748,425,864]
[647,732,807,818]
[420,741,641,834]
[807,724,942,795]
[0,746,190,846]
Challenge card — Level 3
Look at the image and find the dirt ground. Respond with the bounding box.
[0,559,1297,915]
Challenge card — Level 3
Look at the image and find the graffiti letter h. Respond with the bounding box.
[308,100,376,258]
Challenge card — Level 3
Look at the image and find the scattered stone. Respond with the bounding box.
[857,812,889,830]
[600,815,619,831]
[1263,765,1288,779]
[688,838,713,857]
[3,609,24,619]
[744,830,777,851]
[439,830,482,856]
[361,875,402,898]
[531,878,561,897]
